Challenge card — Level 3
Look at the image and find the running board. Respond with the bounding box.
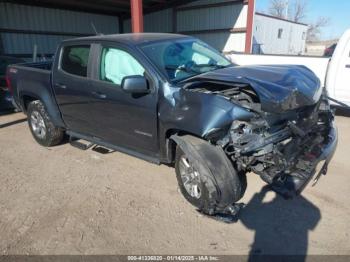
[66,130,160,164]
[69,136,95,151]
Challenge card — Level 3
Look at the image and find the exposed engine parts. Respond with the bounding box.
[184,80,337,198]
[187,82,262,112]
[217,93,335,197]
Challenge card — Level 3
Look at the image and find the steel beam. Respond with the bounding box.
[244,0,255,53]
[130,0,144,33]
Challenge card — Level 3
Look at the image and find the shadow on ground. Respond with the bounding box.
[334,107,350,117]
[0,110,26,128]
[0,109,17,116]
[239,186,321,261]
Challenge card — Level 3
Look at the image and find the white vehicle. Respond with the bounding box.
[226,29,350,107]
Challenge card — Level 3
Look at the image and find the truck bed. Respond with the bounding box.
[16,61,53,71]
[8,61,53,111]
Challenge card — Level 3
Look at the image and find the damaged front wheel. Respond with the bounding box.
[178,155,202,199]
[174,136,247,215]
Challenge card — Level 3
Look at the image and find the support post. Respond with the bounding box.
[130,0,144,33]
[244,0,255,53]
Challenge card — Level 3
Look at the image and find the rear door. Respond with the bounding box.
[53,43,96,135]
[88,43,159,156]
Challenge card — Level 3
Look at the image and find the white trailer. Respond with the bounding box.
[226,29,350,107]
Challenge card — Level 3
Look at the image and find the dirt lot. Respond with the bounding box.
[0,112,349,255]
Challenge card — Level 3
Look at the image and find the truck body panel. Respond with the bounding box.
[326,29,350,104]
[9,62,65,127]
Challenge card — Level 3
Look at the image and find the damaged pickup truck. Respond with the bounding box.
[7,33,337,216]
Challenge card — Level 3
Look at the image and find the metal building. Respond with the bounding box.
[0,0,255,60]
[123,0,254,53]
[0,2,119,59]
[253,12,309,55]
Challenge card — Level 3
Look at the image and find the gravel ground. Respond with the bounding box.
[0,112,349,255]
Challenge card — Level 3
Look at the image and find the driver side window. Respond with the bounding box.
[100,47,145,86]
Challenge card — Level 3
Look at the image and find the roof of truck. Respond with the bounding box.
[63,33,191,45]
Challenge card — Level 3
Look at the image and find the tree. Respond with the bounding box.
[268,0,307,21]
[290,0,308,22]
[268,0,288,18]
[307,17,330,41]
[267,0,330,40]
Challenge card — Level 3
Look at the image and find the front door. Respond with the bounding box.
[89,45,158,156]
[53,44,97,135]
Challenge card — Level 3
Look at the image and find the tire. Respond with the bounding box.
[27,100,64,147]
[174,136,247,215]
[237,170,247,199]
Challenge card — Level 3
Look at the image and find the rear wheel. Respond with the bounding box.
[27,100,64,147]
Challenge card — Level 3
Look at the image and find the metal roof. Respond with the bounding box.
[255,12,309,27]
[3,0,197,17]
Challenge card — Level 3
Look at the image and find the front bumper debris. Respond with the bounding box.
[223,104,338,197]
[272,123,337,197]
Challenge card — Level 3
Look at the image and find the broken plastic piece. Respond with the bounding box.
[199,203,246,223]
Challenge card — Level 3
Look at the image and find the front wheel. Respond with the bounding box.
[174,139,247,215]
[27,100,64,147]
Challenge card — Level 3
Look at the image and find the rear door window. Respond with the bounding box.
[61,45,90,77]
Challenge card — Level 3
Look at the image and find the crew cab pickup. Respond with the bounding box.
[7,33,337,216]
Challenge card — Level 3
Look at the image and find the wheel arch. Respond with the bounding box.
[19,90,65,128]
[161,128,204,164]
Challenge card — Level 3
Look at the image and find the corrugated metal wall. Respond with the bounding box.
[182,0,238,6]
[177,0,247,52]
[123,0,248,52]
[0,2,119,57]
[0,1,248,57]
[253,14,308,55]
[124,8,173,33]
[0,34,71,55]
[177,3,243,31]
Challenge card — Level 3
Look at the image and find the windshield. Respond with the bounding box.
[140,38,232,83]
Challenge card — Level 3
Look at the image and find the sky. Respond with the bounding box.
[255,0,350,40]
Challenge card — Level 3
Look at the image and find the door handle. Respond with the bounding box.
[91,91,107,99]
[55,83,67,89]
[346,64,350,68]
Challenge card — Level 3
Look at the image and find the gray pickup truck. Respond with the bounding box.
[7,33,337,216]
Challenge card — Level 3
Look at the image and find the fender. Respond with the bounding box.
[17,77,65,128]
[157,86,256,162]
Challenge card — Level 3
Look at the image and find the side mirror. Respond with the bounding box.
[121,75,149,94]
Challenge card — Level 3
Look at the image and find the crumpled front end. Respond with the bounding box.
[219,95,338,197]
[181,64,337,197]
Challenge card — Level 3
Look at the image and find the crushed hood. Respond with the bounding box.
[183,65,322,113]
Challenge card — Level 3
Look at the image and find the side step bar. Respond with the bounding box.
[66,130,160,164]
[69,136,95,151]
